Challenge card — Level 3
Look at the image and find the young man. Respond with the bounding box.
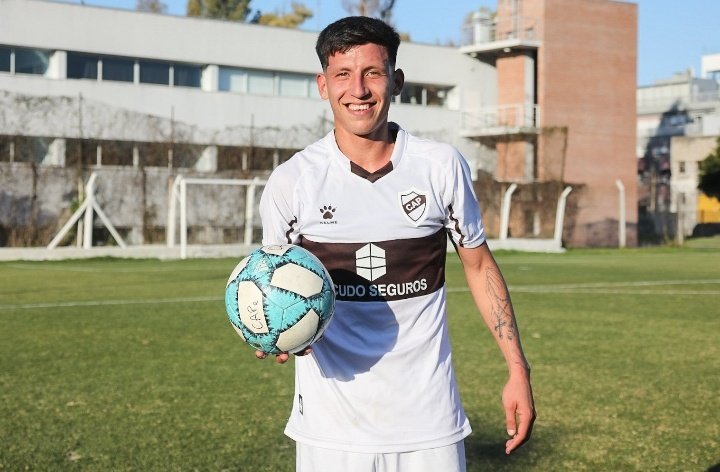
[258,16,535,472]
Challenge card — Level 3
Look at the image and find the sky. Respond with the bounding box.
[64,0,720,86]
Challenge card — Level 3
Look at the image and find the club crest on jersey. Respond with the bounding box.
[399,189,428,224]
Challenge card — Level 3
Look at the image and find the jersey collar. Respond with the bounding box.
[327,122,407,183]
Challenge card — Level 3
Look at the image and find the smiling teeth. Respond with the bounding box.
[348,104,370,111]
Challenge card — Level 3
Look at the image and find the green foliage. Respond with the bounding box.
[257,3,313,28]
[186,0,251,21]
[698,137,720,200]
[136,0,167,13]
[1,249,719,470]
[342,0,396,23]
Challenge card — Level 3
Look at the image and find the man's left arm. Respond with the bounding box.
[456,243,536,455]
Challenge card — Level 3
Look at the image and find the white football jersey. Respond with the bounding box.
[259,124,486,453]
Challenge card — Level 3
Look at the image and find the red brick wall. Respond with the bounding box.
[540,0,637,246]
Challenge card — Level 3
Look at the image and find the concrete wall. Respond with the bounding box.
[0,162,265,247]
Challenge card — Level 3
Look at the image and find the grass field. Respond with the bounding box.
[1,247,719,471]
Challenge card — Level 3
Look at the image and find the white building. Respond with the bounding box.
[0,0,496,245]
[702,53,720,82]
[636,54,720,240]
[0,0,495,169]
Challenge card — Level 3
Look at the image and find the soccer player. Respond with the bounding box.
[258,16,535,472]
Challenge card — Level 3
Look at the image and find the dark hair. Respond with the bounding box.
[315,16,401,70]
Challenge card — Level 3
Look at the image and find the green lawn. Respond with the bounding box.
[1,248,718,471]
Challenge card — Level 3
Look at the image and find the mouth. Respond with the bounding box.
[346,103,372,112]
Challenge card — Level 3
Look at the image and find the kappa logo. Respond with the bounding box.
[399,188,428,224]
[355,243,386,282]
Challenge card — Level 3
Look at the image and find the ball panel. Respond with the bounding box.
[237,281,269,334]
[226,255,251,287]
[264,285,305,311]
[261,244,293,256]
[309,288,336,322]
[270,263,324,298]
[276,309,320,353]
[230,322,247,342]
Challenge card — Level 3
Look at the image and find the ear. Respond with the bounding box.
[392,68,405,96]
[316,73,328,100]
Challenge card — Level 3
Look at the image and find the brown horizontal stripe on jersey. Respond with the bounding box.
[300,229,447,302]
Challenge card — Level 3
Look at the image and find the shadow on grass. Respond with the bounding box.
[706,464,720,472]
[464,420,548,471]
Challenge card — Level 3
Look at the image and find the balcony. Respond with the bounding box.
[460,104,540,141]
[460,14,542,58]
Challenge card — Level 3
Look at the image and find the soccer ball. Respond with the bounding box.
[224,244,335,354]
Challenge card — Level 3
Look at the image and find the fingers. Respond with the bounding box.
[255,350,288,363]
[504,406,536,455]
[504,402,517,439]
[255,349,311,363]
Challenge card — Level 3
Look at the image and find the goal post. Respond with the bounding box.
[168,175,267,259]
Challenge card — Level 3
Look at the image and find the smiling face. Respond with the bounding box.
[317,43,404,145]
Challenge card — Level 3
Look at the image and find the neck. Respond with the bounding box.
[334,124,396,173]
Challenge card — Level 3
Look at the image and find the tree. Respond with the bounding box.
[257,3,313,28]
[698,136,720,200]
[342,0,396,23]
[186,0,252,21]
[136,0,167,13]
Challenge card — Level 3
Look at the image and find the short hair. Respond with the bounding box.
[315,16,401,70]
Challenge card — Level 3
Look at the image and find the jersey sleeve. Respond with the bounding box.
[259,164,301,245]
[444,149,486,249]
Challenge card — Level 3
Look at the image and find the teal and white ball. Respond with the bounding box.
[225,244,335,354]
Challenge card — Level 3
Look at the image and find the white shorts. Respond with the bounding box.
[295,441,466,472]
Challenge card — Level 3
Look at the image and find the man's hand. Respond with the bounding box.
[502,370,536,455]
[255,347,313,364]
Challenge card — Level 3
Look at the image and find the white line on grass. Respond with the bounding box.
[448,279,720,296]
[0,296,221,310]
[2,279,720,310]
[4,262,233,273]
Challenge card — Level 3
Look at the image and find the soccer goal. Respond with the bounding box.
[167,175,267,259]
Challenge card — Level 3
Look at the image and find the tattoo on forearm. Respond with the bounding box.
[486,268,516,341]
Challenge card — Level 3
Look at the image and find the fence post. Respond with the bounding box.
[500,183,518,241]
[553,186,573,247]
[615,179,626,248]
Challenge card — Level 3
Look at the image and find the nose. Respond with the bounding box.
[350,74,370,98]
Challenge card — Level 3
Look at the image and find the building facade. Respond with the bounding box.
[461,0,638,247]
[637,56,720,241]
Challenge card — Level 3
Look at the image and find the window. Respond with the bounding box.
[400,83,424,105]
[425,86,448,107]
[678,161,686,174]
[278,73,309,98]
[247,70,274,95]
[65,139,100,167]
[219,67,246,92]
[67,52,98,79]
[14,47,49,75]
[0,135,13,161]
[0,46,10,72]
[102,57,133,82]
[12,136,50,163]
[174,64,201,88]
[136,142,169,167]
[396,83,450,107]
[100,140,134,166]
[139,60,170,85]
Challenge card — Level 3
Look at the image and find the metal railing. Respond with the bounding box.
[462,15,541,47]
[462,104,540,131]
